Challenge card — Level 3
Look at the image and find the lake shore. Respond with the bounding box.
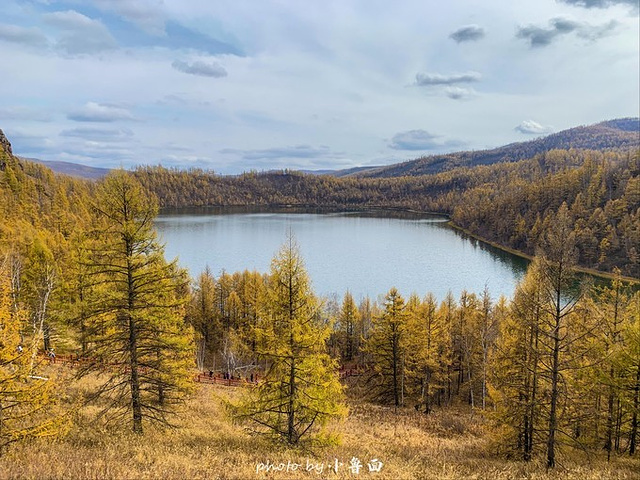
[155,205,526,299]
[446,221,639,285]
[159,203,638,286]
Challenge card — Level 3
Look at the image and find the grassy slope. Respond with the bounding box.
[1,375,638,480]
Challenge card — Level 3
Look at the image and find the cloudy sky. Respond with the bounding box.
[0,0,638,173]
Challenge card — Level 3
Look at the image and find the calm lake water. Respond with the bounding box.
[154,207,529,301]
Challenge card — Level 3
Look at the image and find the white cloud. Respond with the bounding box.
[558,0,639,11]
[67,102,135,122]
[89,0,167,35]
[43,10,117,55]
[60,127,135,142]
[220,145,335,160]
[389,130,466,151]
[516,17,619,47]
[389,130,439,150]
[0,106,52,122]
[0,24,48,48]
[445,87,475,100]
[515,120,554,134]
[44,10,102,30]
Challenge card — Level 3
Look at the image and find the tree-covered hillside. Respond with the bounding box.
[347,118,640,178]
[133,149,639,278]
[0,129,92,248]
[2,126,637,277]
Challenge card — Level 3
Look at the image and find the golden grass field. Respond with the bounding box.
[0,372,638,480]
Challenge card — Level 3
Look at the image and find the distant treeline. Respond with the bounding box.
[133,149,640,278]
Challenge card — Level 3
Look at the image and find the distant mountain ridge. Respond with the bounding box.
[301,166,381,177]
[3,118,639,179]
[18,157,111,180]
[338,118,640,178]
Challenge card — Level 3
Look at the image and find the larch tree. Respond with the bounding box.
[188,267,219,372]
[0,255,66,452]
[233,238,346,445]
[438,291,457,405]
[406,292,448,414]
[490,261,546,461]
[537,203,587,468]
[493,203,594,467]
[66,234,92,355]
[458,290,481,407]
[22,231,58,355]
[80,171,194,434]
[478,288,501,410]
[237,270,265,362]
[357,296,375,366]
[364,287,408,409]
[336,291,360,363]
[586,271,630,458]
[625,291,640,455]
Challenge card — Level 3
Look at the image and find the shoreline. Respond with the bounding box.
[158,203,639,285]
[447,221,639,285]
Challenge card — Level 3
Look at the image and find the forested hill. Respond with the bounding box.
[133,149,640,278]
[1,127,639,278]
[348,118,640,178]
[0,128,93,261]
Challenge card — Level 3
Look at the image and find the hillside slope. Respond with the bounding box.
[20,157,110,180]
[132,148,639,278]
[350,118,640,178]
[2,125,638,277]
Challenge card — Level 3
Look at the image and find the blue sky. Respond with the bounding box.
[0,0,638,173]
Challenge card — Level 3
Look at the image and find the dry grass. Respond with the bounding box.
[0,376,638,480]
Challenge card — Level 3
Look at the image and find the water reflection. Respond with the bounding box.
[443,225,530,279]
[155,207,530,301]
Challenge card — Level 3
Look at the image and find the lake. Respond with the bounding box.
[154,207,529,301]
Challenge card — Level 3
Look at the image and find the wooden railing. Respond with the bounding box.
[338,367,368,379]
[194,373,257,387]
[42,352,82,366]
[41,352,370,388]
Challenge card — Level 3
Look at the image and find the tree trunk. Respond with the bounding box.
[629,360,640,455]
[128,312,143,434]
[614,399,622,452]
[482,349,487,410]
[468,366,474,408]
[127,253,143,434]
[288,356,296,444]
[526,325,539,461]
[546,309,561,468]
[606,370,614,461]
[400,353,404,408]
[424,371,431,414]
[157,349,165,406]
[393,333,399,408]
